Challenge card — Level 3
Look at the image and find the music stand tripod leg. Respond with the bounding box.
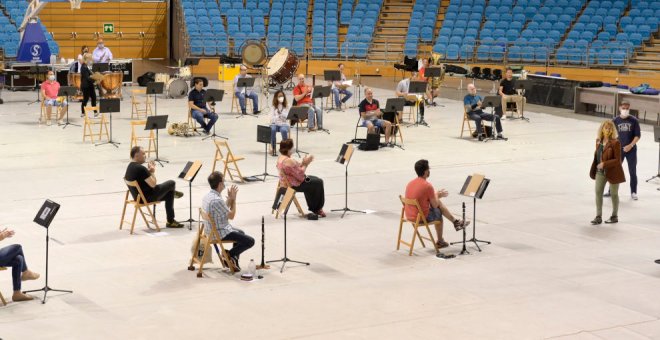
[266,214,310,273]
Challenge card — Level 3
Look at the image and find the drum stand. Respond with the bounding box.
[257,67,271,115]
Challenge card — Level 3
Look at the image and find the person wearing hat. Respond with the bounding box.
[605,100,641,200]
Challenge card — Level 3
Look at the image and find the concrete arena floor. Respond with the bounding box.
[0,76,659,339]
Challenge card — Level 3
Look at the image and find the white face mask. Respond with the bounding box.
[48,75,55,81]
[620,109,630,118]
[98,44,104,49]
[278,96,284,103]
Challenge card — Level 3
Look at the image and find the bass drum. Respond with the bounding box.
[166,78,189,98]
[267,48,299,85]
[242,40,267,66]
[67,72,82,97]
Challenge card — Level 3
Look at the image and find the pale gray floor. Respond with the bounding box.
[0,77,659,340]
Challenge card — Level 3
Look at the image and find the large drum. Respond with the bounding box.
[101,72,123,98]
[267,48,299,85]
[242,40,267,66]
[67,72,82,97]
[166,78,188,98]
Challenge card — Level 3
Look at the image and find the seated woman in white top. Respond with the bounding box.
[270,90,290,156]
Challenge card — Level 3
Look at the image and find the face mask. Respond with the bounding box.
[278,97,284,103]
[620,109,629,118]
[98,44,104,48]
[48,75,55,81]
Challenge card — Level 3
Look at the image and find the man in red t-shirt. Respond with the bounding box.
[40,70,68,125]
[358,87,392,144]
[405,159,469,248]
[293,74,323,131]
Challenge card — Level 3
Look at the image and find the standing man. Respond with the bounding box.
[233,65,259,115]
[606,100,641,200]
[293,74,323,131]
[499,68,524,118]
[41,70,67,125]
[464,83,504,141]
[92,38,113,63]
[188,79,218,135]
[202,171,254,271]
[330,63,352,110]
[125,146,184,228]
[405,159,469,249]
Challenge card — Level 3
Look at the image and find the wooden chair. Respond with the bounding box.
[39,99,65,124]
[211,140,245,183]
[230,86,253,114]
[130,88,152,119]
[503,97,526,118]
[461,108,486,138]
[188,208,238,277]
[273,177,306,218]
[130,120,156,158]
[397,195,439,256]
[82,106,109,143]
[119,180,163,234]
[0,267,6,306]
[187,108,200,135]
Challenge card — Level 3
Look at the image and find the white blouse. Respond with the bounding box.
[271,105,289,126]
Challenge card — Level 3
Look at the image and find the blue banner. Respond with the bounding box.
[17,22,52,64]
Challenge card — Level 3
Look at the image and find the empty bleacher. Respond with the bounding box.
[0,0,58,58]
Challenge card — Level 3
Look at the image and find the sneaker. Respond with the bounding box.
[387,142,394,148]
[174,191,184,199]
[419,120,428,126]
[230,256,241,271]
[478,134,485,141]
[632,193,638,200]
[590,216,602,225]
[453,219,470,231]
[604,216,618,224]
[308,127,317,132]
[57,119,64,125]
[497,134,505,139]
[12,292,34,302]
[253,110,261,115]
[202,130,210,135]
[436,240,450,249]
[21,270,40,281]
[166,220,184,228]
[603,191,611,197]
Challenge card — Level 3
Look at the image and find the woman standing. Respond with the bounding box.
[76,45,88,73]
[277,139,326,217]
[270,90,290,156]
[80,54,97,117]
[0,228,40,302]
[590,120,626,224]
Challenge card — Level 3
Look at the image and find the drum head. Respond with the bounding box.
[242,40,267,66]
[267,48,289,76]
[167,79,189,98]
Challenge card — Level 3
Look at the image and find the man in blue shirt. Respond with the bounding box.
[464,84,504,141]
[188,79,218,135]
[607,100,641,200]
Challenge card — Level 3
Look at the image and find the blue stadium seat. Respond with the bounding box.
[446,44,460,60]
[477,45,490,60]
[611,51,626,65]
[629,32,643,45]
[597,50,610,65]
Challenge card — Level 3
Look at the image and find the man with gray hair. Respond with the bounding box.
[463,83,504,141]
[233,64,259,115]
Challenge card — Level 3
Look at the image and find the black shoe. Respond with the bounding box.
[174,191,184,199]
[604,216,618,224]
[497,134,505,139]
[202,130,210,135]
[166,220,184,228]
[253,110,260,115]
[230,256,241,271]
[590,216,602,225]
[478,134,485,141]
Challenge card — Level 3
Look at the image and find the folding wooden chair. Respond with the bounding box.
[129,120,156,158]
[0,267,6,306]
[187,108,201,135]
[461,107,486,138]
[119,180,163,234]
[82,106,109,143]
[211,140,245,183]
[397,195,439,256]
[188,208,238,277]
[131,88,152,119]
[230,86,252,114]
[273,177,305,218]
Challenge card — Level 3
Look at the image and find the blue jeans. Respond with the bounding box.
[235,91,259,113]
[622,147,637,193]
[270,124,289,150]
[191,109,218,132]
[332,88,352,108]
[0,244,27,291]
[302,104,323,129]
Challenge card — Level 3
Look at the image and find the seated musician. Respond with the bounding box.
[358,87,392,146]
[41,70,68,126]
[202,171,254,271]
[395,71,426,126]
[233,65,260,115]
[92,38,113,63]
[329,63,353,110]
[270,90,290,156]
[464,84,504,141]
[499,68,525,118]
[0,228,40,302]
[277,139,326,218]
[293,74,324,131]
[405,159,469,249]
[188,79,218,135]
[125,146,184,228]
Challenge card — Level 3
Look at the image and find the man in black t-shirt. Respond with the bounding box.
[125,146,184,228]
[188,79,218,135]
[499,68,525,117]
[358,88,392,145]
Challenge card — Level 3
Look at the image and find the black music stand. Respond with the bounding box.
[450,174,491,252]
[178,161,203,229]
[92,63,110,73]
[145,115,169,166]
[331,144,366,218]
[382,97,406,150]
[184,58,200,76]
[23,200,72,304]
[268,187,310,273]
[146,82,164,115]
[408,81,429,127]
[202,89,228,140]
[511,79,532,122]
[57,86,78,128]
[323,70,341,111]
[481,96,508,142]
[423,67,445,107]
[646,126,660,182]
[312,85,331,133]
[95,98,121,148]
[249,125,279,181]
[235,77,258,118]
[288,106,309,157]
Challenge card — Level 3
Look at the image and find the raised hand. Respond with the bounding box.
[227,185,239,200]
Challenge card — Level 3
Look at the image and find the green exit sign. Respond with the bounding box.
[103,23,114,34]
